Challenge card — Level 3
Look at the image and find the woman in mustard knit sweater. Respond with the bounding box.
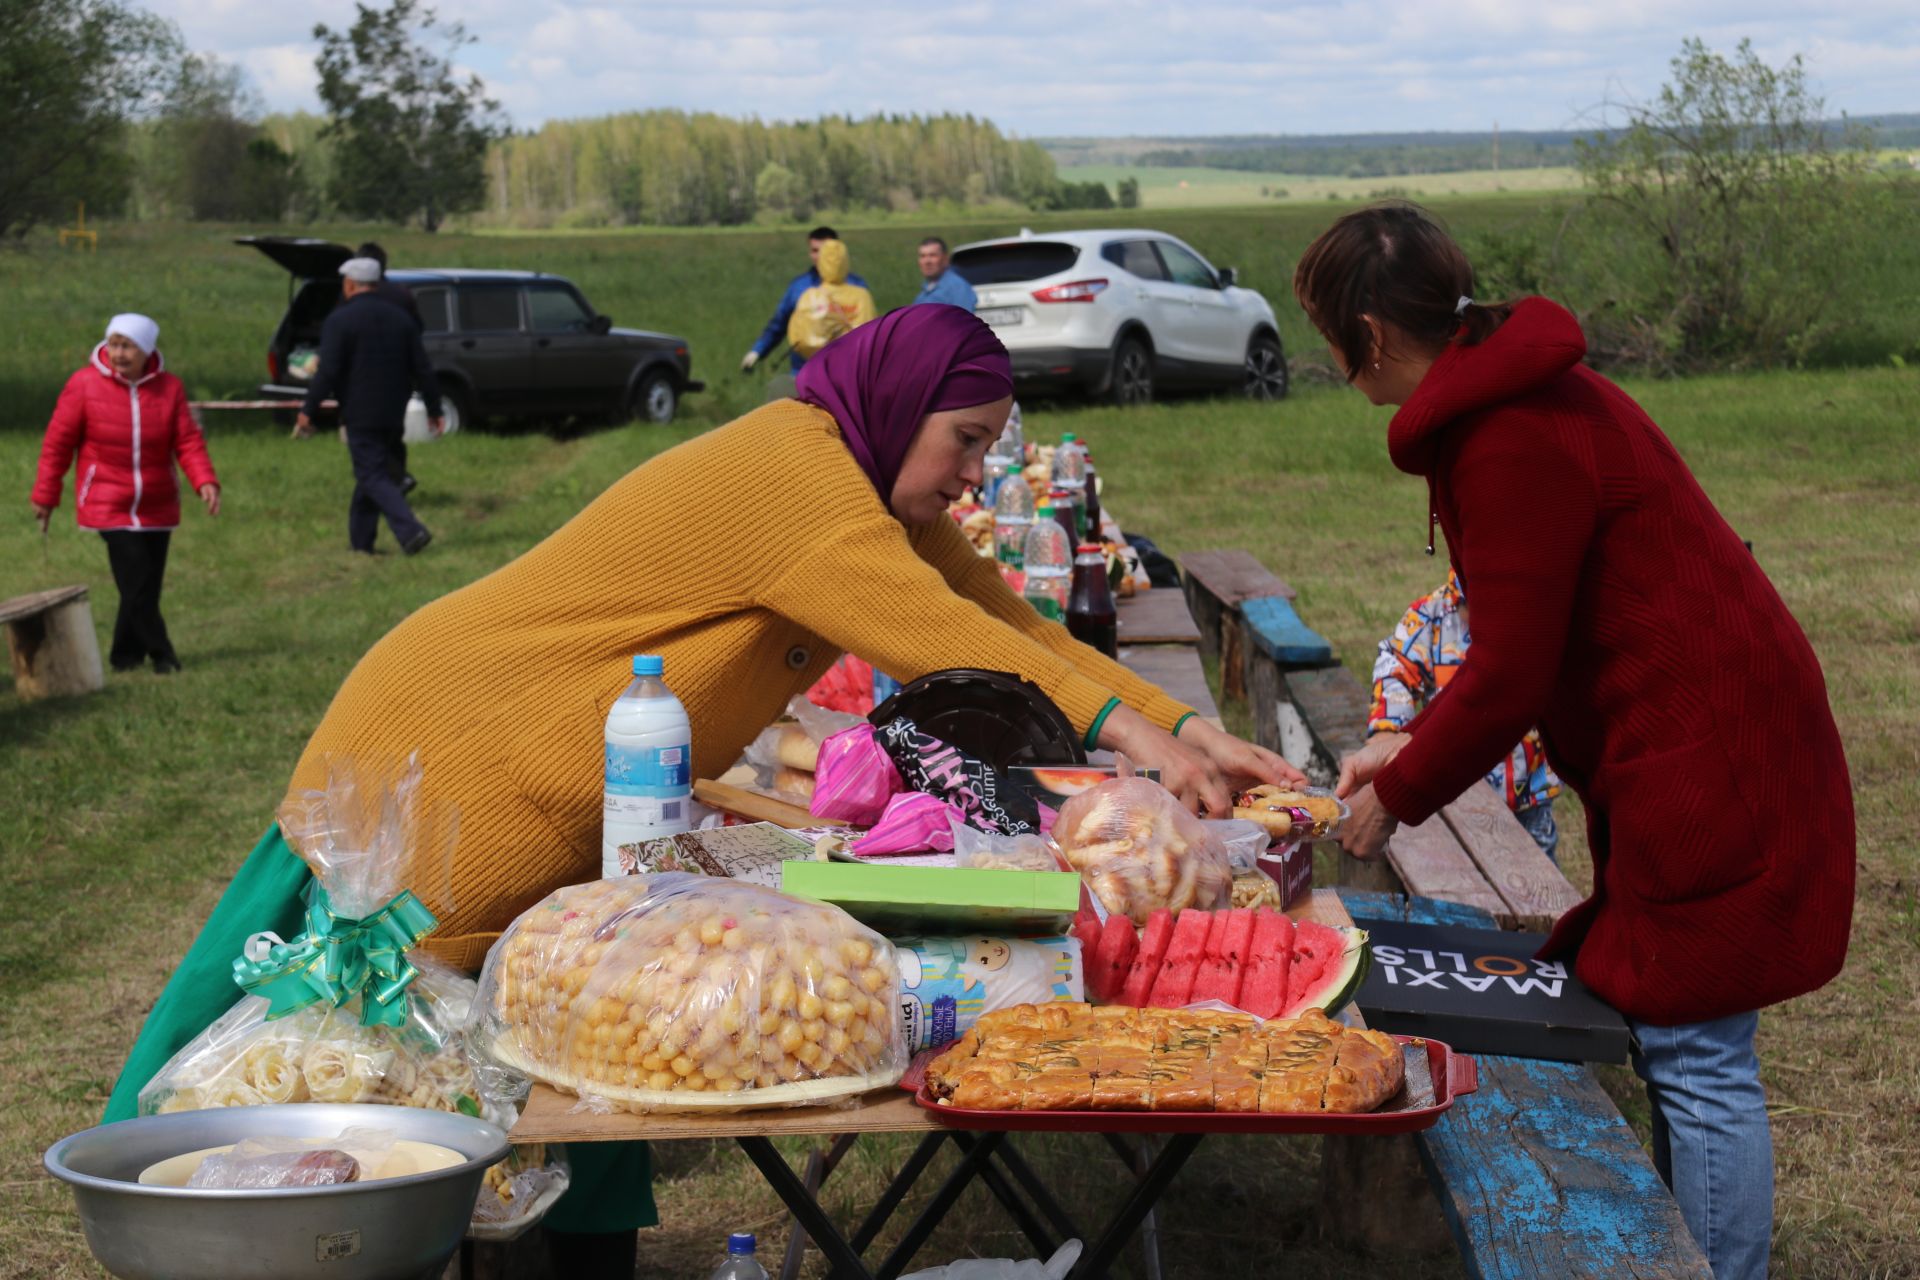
[105,307,1296,1271]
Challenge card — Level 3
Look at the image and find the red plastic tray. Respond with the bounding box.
[911,1036,1477,1135]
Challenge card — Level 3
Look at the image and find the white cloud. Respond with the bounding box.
[139,0,1920,134]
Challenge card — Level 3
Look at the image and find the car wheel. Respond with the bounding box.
[1109,336,1153,406]
[630,370,678,424]
[438,381,471,434]
[1244,335,1289,401]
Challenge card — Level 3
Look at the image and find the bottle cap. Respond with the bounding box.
[632,655,664,676]
[1061,433,1077,444]
[728,1232,756,1254]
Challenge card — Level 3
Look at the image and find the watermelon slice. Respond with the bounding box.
[1089,912,1137,1002]
[1236,909,1295,1018]
[1147,908,1212,1007]
[1190,908,1254,1007]
[1120,909,1174,1006]
[1279,920,1371,1019]
[1071,909,1102,961]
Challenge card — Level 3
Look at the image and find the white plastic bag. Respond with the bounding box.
[900,1240,1082,1280]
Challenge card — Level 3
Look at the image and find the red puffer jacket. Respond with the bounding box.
[33,344,218,530]
[1371,298,1853,1025]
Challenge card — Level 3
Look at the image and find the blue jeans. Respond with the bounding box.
[1514,801,1559,862]
[1629,1012,1773,1279]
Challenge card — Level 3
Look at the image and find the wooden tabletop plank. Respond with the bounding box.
[1118,644,1219,722]
[692,779,818,828]
[1386,818,1516,929]
[1178,549,1296,603]
[1437,784,1584,932]
[1115,588,1201,646]
[0,584,88,624]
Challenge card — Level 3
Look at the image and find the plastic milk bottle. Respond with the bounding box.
[602,654,692,876]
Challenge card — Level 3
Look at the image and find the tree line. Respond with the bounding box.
[474,111,1097,230]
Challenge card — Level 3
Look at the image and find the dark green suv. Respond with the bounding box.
[242,236,702,430]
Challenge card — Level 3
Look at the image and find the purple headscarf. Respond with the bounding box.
[796,306,1013,505]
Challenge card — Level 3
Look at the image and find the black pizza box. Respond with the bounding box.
[1349,917,1629,1064]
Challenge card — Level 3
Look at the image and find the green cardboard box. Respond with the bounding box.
[779,860,1081,935]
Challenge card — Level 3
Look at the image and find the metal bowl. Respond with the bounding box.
[45,1103,509,1280]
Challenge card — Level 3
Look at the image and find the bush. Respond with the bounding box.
[1568,38,1893,370]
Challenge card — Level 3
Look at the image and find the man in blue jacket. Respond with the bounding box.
[740,226,869,373]
[296,258,442,555]
[911,236,977,311]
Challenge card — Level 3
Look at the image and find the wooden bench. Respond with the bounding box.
[1341,891,1712,1278]
[1180,550,1333,766]
[2,585,104,701]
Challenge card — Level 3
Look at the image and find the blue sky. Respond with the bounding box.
[147,1,1920,137]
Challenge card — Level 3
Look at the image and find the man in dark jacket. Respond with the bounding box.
[296,258,442,555]
[357,241,422,495]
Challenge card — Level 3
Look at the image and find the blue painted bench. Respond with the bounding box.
[1342,890,1713,1279]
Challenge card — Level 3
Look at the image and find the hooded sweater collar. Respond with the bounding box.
[1386,296,1587,478]
[91,342,163,388]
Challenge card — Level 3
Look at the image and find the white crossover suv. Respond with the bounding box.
[949,229,1288,405]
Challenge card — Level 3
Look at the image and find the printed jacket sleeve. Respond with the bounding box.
[168,385,219,491]
[1372,421,1597,827]
[1368,602,1432,734]
[757,512,1130,736]
[908,516,1193,732]
[32,372,88,509]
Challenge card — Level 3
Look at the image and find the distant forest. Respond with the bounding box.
[1044,115,1920,177]
[474,111,1112,229]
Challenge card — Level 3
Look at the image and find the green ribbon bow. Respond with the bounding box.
[232,881,438,1029]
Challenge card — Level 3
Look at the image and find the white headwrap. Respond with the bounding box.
[105,313,160,354]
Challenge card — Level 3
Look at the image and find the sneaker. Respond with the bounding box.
[401,473,419,495]
[402,529,434,556]
[153,657,182,675]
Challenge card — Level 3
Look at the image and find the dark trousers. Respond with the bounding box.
[100,530,175,669]
[346,425,426,552]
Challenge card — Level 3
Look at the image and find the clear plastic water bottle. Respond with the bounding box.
[602,655,692,877]
[981,454,1010,507]
[993,472,1034,567]
[1022,507,1073,621]
[1051,433,1088,496]
[708,1232,770,1280]
[1002,401,1026,460]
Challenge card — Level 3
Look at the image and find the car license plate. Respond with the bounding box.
[977,307,1024,327]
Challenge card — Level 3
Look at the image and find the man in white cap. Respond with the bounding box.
[296,258,442,555]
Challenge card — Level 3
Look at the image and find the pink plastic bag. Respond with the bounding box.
[810,724,904,826]
[852,793,960,857]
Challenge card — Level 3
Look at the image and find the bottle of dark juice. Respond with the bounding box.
[1067,543,1118,657]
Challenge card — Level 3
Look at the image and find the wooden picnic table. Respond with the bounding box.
[511,893,1364,1280]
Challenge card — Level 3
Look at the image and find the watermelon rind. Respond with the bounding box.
[1277,925,1371,1020]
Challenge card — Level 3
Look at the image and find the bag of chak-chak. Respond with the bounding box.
[474,873,908,1114]
[1052,770,1232,926]
[136,757,567,1237]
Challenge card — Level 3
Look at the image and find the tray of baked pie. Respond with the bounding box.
[908,1003,1476,1135]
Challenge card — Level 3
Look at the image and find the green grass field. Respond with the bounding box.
[3,202,1917,1277]
[1057,163,1584,207]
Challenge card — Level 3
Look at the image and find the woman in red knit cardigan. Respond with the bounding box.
[1298,204,1852,1280]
